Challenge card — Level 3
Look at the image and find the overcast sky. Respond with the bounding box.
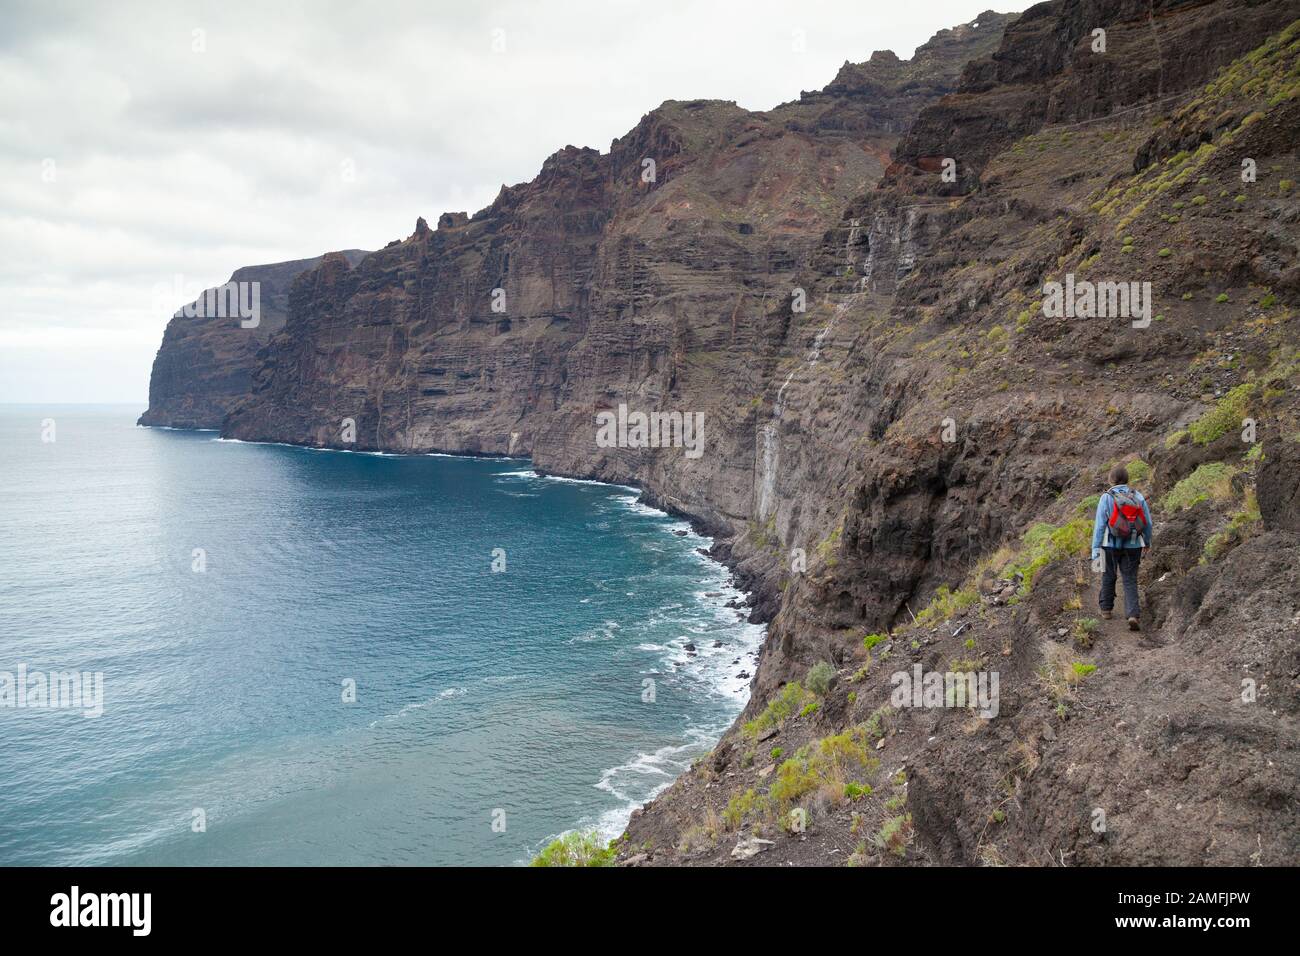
[0,0,1030,403]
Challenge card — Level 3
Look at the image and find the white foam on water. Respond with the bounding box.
[367,687,467,727]
[536,490,768,856]
[565,620,622,644]
[584,726,722,844]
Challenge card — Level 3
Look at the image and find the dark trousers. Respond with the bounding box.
[1100,547,1142,619]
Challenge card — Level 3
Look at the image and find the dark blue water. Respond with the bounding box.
[0,405,762,865]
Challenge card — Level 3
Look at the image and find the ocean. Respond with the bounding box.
[0,405,763,865]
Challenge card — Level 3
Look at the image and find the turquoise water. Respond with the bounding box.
[0,405,762,865]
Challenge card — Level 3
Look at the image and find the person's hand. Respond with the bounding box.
[1142,546,1149,556]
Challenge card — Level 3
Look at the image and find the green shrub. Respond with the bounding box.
[722,788,769,830]
[863,632,887,651]
[770,724,880,810]
[805,661,834,697]
[1073,617,1100,648]
[1215,292,1230,303]
[875,814,913,857]
[530,830,616,867]
[743,681,815,738]
[915,585,978,625]
[1203,490,1261,560]
[1189,382,1253,444]
[1158,247,1173,258]
[1005,518,1091,593]
[1126,459,1151,484]
[844,782,871,801]
[1165,461,1237,511]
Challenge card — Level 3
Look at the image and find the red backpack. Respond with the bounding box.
[1107,488,1147,541]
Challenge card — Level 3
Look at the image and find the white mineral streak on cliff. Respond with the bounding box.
[756,296,857,521]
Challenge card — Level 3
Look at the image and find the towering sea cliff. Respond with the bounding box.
[139,251,369,429]
[142,0,1300,865]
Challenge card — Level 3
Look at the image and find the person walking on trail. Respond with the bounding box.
[1091,464,1153,631]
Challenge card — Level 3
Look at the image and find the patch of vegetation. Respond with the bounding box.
[799,700,820,718]
[1073,617,1100,648]
[677,811,722,855]
[1203,489,1261,560]
[769,724,881,811]
[814,522,842,562]
[1165,461,1238,511]
[722,788,770,830]
[1004,518,1092,594]
[843,781,872,801]
[742,681,815,739]
[1126,459,1151,484]
[862,632,887,651]
[1189,381,1254,444]
[805,661,834,697]
[875,814,914,858]
[748,514,779,550]
[914,584,978,625]
[861,705,891,742]
[1071,662,1097,680]
[530,830,616,867]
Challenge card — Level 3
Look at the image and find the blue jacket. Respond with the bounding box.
[1091,485,1152,555]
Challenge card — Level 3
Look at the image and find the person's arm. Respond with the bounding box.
[1092,493,1110,558]
[1141,493,1153,548]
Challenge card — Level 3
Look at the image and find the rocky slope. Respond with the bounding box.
[138,251,368,428]
[141,0,1300,866]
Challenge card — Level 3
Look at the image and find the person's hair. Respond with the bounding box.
[1109,464,1129,486]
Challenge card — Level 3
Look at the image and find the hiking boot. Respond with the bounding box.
[1101,610,1114,620]
[1127,617,1140,632]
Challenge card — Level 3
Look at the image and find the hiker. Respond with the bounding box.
[1091,465,1153,631]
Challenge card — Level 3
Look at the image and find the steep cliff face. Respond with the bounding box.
[142,1,1300,866]
[138,251,368,428]
[214,13,1011,499]
[619,0,1300,865]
